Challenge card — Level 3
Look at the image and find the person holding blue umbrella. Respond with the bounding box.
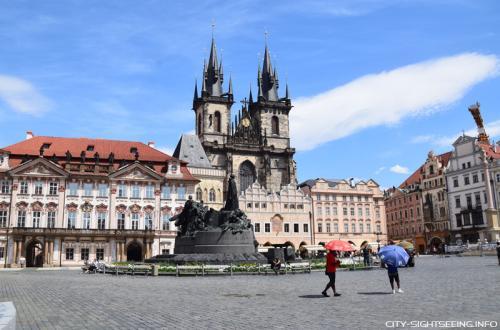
[378,241,409,294]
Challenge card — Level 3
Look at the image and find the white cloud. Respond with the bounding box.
[375,166,386,175]
[411,120,500,148]
[410,135,434,144]
[435,119,500,147]
[390,165,409,174]
[0,74,51,115]
[291,53,499,151]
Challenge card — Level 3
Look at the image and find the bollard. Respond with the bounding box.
[152,264,159,276]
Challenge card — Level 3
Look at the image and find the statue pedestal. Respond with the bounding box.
[174,229,256,254]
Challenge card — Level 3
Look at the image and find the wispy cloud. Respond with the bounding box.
[411,135,434,144]
[390,164,409,174]
[410,119,500,148]
[0,74,52,115]
[375,166,386,175]
[291,53,500,151]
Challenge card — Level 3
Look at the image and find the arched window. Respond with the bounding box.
[209,189,216,202]
[196,188,202,201]
[239,160,256,193]
[214,112,221,133]
[271,116,279,135]
[197,114,202,134]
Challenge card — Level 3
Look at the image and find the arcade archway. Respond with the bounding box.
[26,240,44,267]
[127,241,143,262]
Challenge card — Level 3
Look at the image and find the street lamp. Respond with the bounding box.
[374,231,382,251]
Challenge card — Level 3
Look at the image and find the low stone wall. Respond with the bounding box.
[0,302,16,330]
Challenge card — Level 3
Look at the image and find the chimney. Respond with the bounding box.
[148,141,155,148]
[26,131,34,140]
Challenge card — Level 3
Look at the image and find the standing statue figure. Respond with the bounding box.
[224,174,239,211]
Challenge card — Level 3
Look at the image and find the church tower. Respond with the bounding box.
[193,37,234,146]
[251,44,292,150]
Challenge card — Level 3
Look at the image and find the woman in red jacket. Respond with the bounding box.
[322,250,341,297]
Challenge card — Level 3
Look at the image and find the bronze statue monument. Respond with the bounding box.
[148,175,263,263]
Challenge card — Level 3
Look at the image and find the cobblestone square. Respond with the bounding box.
[1,256,499,329]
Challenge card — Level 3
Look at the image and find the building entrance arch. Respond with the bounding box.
[127,241,143,262]
[26,239,44,267]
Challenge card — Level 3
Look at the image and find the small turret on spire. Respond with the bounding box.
[258,43,279,102]
[192,79,199,109]
[228,75,233,96]
[248,86,253,104]
[193,80,199,99]
[203,37,224,97]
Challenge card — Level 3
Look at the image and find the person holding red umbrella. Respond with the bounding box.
[321,249,342,297]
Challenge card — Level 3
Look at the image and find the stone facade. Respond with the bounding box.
[189,167,225,210]
[300,179,387,247]
[445,135,491,243]
[385,187,425,253]
[240,183,313,249]
[0,136,197,267]
[421,151,452,249]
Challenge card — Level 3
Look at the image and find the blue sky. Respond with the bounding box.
[1,0,499,189]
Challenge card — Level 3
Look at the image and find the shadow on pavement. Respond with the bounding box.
[298,295,328,299]
[357,292,392,295]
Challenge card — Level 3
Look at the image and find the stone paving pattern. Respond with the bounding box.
[0,256,499,329]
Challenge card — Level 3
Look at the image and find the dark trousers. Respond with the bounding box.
[363,255,370,266]
[388,272,400,289]
[323,272,336,293]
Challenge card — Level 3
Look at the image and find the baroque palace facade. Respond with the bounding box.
[299,178,387,247]
[0,135,197,267]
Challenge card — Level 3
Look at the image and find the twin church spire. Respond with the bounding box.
[193,36,289,108]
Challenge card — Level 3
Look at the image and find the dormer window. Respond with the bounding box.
[130,147,138,154]
[42,143,51,149]
[87,145,94,151]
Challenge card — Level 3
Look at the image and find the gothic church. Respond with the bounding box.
[192,37,297,194]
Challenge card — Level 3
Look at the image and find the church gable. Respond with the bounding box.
[9,157,68,178]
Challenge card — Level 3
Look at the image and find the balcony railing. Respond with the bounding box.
[10,227,156,237]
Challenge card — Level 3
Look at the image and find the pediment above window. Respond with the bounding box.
[9,157,68,178]
[110,162,163,181]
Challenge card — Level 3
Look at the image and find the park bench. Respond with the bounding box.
[286,262,311,274]
[176,264,235,276]
[202,265,231,275]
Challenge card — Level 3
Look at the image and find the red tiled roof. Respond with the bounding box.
[399,166,423,189]
[1,136,199,182]
[438,151,453,166]
[2,136,172,162]
[398,151,452,189]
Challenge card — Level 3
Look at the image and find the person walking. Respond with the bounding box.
[496,242,500,266]
[383,241,403,294]
[322,250,341,297]
[362,246,370,267]
[386,263,403,294]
